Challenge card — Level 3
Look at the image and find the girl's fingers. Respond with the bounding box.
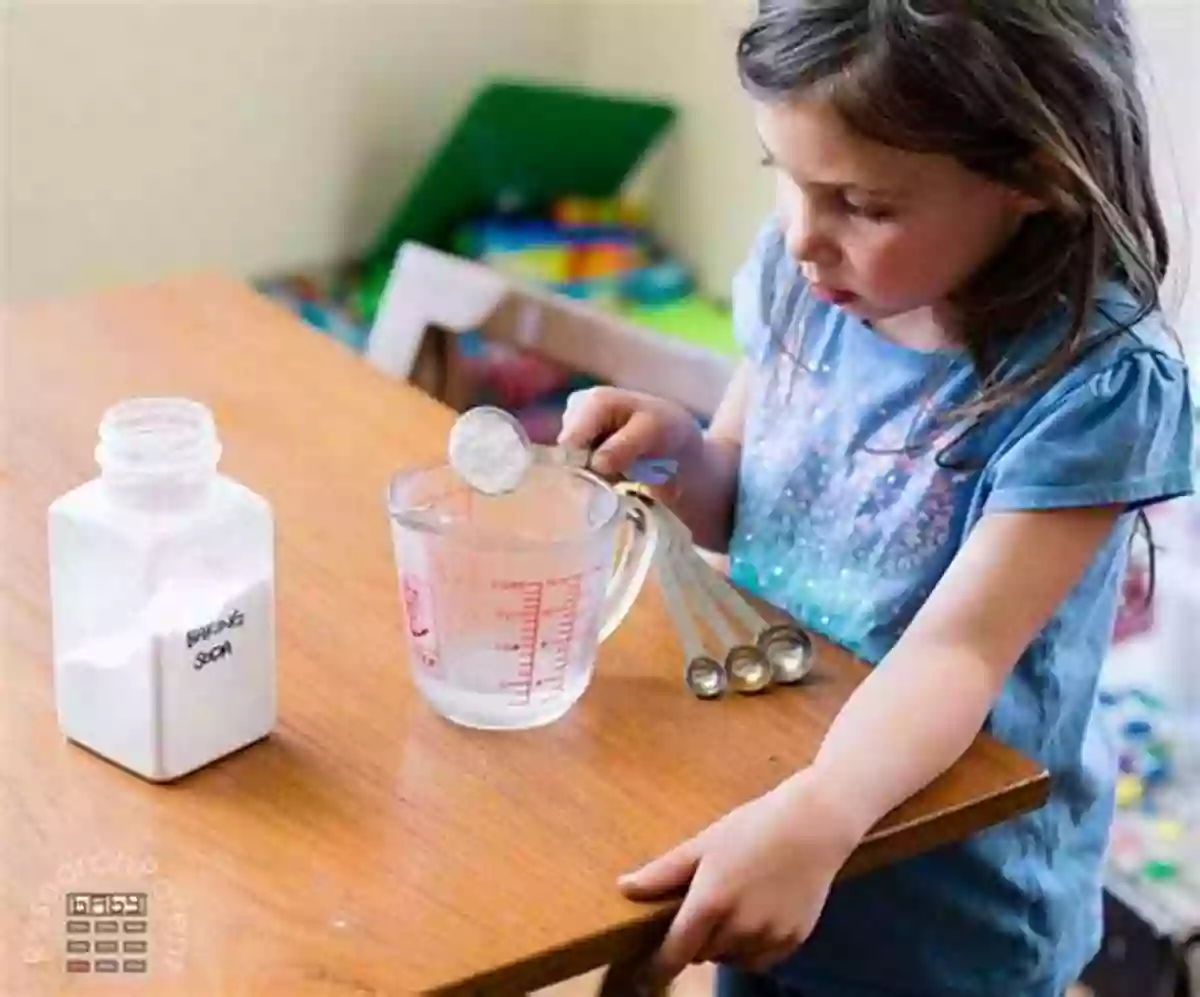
[618,837,702,900]
[696,910,800,969]
[648,888,724,986]
[558,388,629,449]
[589,410,662,476]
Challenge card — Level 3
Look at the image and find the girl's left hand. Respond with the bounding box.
[618,774,863,987]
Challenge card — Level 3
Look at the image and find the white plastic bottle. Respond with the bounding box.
[47,397,277,781]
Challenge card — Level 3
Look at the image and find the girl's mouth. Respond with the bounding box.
[810,283,858,306]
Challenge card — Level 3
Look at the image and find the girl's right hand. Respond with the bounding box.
[557,387,704,480]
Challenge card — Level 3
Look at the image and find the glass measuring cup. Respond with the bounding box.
[387,462,658,730]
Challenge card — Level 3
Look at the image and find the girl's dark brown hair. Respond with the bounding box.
[737,0,1171,424]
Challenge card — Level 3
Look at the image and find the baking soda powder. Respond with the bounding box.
[447,406,532,494]
[56,575,276,777]
[55,574,276,782]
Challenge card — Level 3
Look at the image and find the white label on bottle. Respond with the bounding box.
[157,577,276,778]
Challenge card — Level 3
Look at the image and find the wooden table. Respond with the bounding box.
[0,276,1050,996]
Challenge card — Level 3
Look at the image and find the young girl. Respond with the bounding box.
[560,2,1194,995]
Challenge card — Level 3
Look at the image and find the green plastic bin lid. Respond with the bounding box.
[363,79,677,278]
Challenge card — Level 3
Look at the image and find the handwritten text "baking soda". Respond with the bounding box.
[186,609,245,670]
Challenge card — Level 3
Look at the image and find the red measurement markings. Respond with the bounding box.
[401,575,429,638]
[495,580,544,706]
[401,573,440,672]
[545,574,583,693]
[491,574,596,704]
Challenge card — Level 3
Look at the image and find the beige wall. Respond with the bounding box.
[2,0,580,302]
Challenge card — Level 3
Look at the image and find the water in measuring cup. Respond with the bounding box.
[405,567,611,731]
[391,460,627,730]
[413,646,594,730]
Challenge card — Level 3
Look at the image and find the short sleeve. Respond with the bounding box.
[731,218,790,365]
[985,349,1195,512]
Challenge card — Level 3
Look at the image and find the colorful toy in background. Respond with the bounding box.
[1101,688,1174,807]
[552,195,648,229]
[1097,687,1197,886]
[451,196,695,312]
[440,197,661,441]
[1106,803,1195,890]
[258,268,373,355]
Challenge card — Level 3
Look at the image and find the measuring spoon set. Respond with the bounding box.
[618,484,815,699]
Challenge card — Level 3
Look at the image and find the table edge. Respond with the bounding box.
[429,766,1051,995]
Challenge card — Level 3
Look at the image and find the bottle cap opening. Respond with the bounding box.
[96,397,222,478]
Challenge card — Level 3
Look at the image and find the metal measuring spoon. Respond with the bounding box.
[724,645,775,695]
[757,623,816,684]
[650,515,728,699]
[658,511,773,695]
[672,529,814,687]
[673,555,774,694]
[684,656,729,700]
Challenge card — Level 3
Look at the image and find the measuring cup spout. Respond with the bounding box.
[386,467,465,537]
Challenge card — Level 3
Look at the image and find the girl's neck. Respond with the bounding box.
[871,303,961,352]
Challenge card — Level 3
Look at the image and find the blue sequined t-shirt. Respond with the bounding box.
[727,222,1194,997]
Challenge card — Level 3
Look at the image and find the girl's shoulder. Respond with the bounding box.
[1018,281,1189,415]
[1080,280,1183,364]
[983,283,1195,515]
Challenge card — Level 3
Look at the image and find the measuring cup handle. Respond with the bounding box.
[597,493,660,643]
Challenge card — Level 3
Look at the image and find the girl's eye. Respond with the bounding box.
[844,197,894,222]
[759,153,776,169]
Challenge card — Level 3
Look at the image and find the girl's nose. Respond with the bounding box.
[785,208,839,270]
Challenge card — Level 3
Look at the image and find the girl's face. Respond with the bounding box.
[755,97,1040,327]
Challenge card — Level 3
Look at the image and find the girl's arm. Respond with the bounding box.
[799,503,1122,843]
[622,502,1124,983]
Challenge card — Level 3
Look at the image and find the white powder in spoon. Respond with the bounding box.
[447,407,534,495]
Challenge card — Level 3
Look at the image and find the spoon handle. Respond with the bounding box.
[653,529,710,665]
[654,501,773,641]
[545,444,679,486]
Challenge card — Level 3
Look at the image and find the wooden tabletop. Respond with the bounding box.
[0,275,1049,996]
